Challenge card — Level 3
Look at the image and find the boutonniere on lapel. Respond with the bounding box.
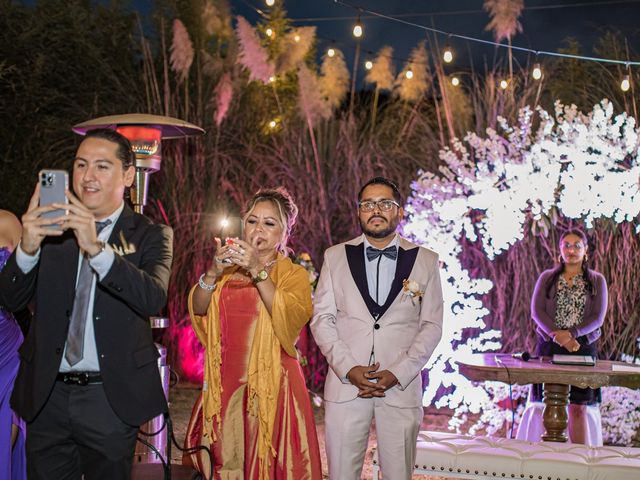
[402,279,424,305]
[110,231,136,256]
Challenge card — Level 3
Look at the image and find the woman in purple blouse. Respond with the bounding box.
[530,228,608,444]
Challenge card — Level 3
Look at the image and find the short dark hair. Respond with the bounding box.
[358,176,403,204]
[83,128,135,168]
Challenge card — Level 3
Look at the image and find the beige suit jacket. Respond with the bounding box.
[310,234,444,407]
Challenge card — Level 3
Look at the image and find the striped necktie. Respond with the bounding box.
[65,219,111,366]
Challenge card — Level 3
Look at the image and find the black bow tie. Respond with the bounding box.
[366,245,398,262]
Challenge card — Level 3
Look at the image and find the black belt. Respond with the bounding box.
[56,372,102,386]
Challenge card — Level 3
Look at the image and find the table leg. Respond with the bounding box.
[541,383,570,442]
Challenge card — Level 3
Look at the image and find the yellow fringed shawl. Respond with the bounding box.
[187,254,312,479]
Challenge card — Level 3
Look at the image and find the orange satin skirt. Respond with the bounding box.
[183,279,322,479]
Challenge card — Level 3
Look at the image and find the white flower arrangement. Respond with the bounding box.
[402,99,640,440]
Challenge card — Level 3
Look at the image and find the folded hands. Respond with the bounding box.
[552,329,580,352]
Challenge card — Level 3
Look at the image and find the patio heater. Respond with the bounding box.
[73,114,204,465]
[73,113,204,214]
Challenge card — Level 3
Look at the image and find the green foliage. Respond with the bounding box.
[545,38,605,111]
[258,2,292,59]
[0,0,142,213]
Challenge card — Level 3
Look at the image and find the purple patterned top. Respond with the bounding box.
[531,268,608,345]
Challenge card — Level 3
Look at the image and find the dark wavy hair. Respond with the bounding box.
[243,187,299,255]
[84,128,135,168]
[357,176,403,205]
[545,228,597,298]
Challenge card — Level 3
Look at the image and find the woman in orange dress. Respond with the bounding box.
[185,188,322,480]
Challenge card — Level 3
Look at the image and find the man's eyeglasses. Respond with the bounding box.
[358,199,400,212]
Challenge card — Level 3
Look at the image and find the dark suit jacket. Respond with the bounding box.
[0,204,173,426]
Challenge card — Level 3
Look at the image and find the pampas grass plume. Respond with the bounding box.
[365,46,395,91]
[202,0,232,38]
[170,19,194,83]
[484,0,524,43]
[298,65,330,127]
[235,16,274,83]
[276,26,316,73]
[443,76,473,134]
[395,41,430,103]
[319,48,349,110]
[214,72,233,126]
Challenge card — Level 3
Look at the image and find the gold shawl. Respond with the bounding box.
[187,254,312,478]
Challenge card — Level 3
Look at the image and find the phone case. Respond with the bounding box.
[39,169,69,224]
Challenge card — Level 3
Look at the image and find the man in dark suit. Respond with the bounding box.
[0,128,173,479]
[311,177,444,479]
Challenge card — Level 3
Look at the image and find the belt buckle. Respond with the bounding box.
[77,372,90,386]
[64,372,90,386]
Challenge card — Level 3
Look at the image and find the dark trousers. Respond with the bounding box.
[26,380,139,480]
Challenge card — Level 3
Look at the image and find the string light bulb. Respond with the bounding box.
[451,76,460,87]
[499,79,509,90]
[294,34,300,43]
[268,120,277,129]
[405,70,414,79]
[268,76,276,83]
[621,75,631,92]
[365,60,373,70]
[352,18,363,38]
[532,63,542,80]
[265,28,274,38]
[265,0,275,5]
[327,48,336,58]
[443,45,454,63]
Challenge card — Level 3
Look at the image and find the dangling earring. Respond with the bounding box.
[584,253,589,262]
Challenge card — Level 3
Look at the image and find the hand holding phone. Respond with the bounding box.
[19,174,69,255]
[219,217,243,263]
[219,238,236,264]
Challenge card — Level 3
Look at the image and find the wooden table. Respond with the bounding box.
[456,353,640,442]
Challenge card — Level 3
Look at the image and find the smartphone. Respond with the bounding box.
[38,169,69,228]
[220,216,244,263]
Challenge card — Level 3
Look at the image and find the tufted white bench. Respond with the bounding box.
[371,431,640,480]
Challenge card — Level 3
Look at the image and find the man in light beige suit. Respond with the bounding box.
[311,177,444,480]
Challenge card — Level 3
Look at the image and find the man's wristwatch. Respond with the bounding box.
[252,269,269,283]
[87,241,106,259]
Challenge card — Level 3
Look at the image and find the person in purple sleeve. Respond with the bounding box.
[530,228,608,444]
[0,210,26,479]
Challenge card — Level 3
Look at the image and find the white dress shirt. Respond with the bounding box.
[16,202,124,372]
[363,234,399,306]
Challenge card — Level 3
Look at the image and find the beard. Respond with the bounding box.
[360,216,399,239]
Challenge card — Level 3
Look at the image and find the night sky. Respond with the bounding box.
[227,0,640,82]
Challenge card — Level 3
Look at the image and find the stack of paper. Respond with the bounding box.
[612,363,640,372]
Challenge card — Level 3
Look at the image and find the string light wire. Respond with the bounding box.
[296,0,640,21]
[332,0,640,67]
